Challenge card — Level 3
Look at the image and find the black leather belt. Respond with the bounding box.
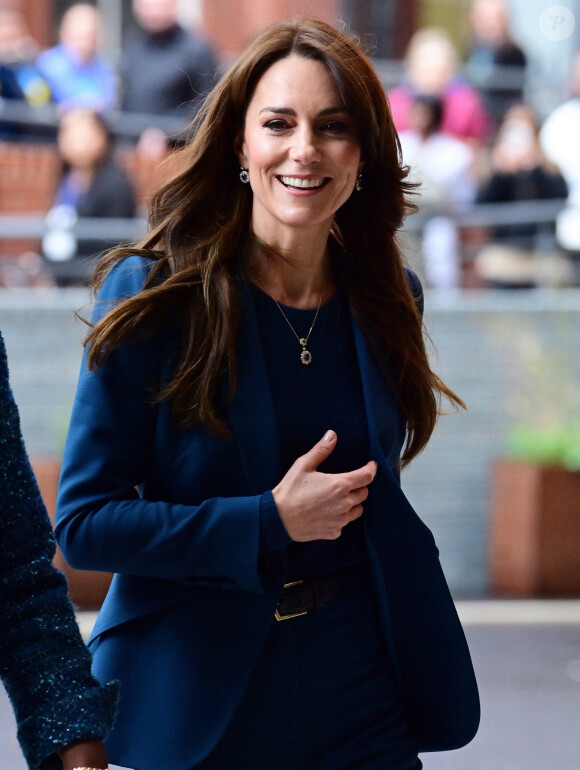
[275,564,367,621]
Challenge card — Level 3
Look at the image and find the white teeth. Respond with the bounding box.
[280,176,325,189]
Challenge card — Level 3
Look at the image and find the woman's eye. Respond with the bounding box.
[264,120,289,131]
[323,120,349,134]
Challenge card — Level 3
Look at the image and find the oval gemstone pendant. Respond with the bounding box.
[300,349,312,365]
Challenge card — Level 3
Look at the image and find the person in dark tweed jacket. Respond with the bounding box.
[0,331,117,770]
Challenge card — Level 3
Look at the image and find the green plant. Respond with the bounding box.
[507,422,580,471]
[488,317,580,472]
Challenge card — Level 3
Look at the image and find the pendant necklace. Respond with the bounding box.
[272,292,323,365]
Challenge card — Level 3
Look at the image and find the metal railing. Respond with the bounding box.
[403,199,568,231]
[0,214,148,241]
[0,199,568,241]
[0,99,184,142]
[0,198,571,286]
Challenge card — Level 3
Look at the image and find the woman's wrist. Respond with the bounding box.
[59,738,109,770]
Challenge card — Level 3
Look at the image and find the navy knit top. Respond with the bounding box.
[251,285,370,581]
[0,332,117,770]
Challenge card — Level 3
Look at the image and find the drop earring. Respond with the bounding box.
[355,173,363,192]
[239,167,250,184]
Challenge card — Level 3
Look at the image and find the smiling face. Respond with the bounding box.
[237,55,362,246]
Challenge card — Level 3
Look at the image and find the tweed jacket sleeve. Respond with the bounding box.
[0,332,117,770]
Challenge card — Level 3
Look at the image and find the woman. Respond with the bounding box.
[398,94,476,288]
[0,331,116,770]
[388,27,492,146]
[43,108,136,286]
[55,19,479,770]
[475,103,569,288]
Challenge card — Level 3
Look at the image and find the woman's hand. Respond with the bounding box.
[272,430,377,542]
[59,739,109,770]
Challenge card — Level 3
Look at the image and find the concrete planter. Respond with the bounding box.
[32,457,113,609]
[489,459,580,596]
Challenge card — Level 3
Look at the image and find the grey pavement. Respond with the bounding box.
[1,601,580,769]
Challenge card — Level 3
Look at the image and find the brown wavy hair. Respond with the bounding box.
[85,17,464,467]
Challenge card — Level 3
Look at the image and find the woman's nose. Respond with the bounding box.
[289,126,321,164]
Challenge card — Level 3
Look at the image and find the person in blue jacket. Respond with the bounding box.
[55,18,480,770]
[35,3,116,112]
[0,331,117,770]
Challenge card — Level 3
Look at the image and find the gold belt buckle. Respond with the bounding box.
[274,580,308,621]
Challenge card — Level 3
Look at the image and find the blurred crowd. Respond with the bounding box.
[392,0,577,289]
[0,0,578,289]
[0,0,218,287]
[0,0,217,139]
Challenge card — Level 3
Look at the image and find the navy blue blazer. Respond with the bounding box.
[55,256,479,770]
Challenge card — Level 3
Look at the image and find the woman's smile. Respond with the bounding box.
[277,175,330,191]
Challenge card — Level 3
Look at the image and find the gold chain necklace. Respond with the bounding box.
[272,293,323,365]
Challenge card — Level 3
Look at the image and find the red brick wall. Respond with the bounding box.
[0,143,59,257]
[0,142,182,258]
[11,0,54,49]
[202,0,342,63]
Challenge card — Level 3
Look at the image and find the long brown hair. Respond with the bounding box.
[86,17,464,467]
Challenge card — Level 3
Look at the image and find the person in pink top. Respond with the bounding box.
[388,27,492,146]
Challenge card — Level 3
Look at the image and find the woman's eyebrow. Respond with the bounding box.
[258,106,348,116]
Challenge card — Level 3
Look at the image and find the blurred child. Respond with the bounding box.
[43,109,137,285]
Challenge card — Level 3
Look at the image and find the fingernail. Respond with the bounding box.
[324,430,335,441]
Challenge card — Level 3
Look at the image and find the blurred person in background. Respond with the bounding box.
[388,27,492,147]
[42,108,137,286]
[55,18,479,770]
[120,0,218,156]
[466,0,527,128]
[0,60,28,138]
[0,4,51,139]
[399,94,476,288]
[36,3,116,112]
[474,104,569,288]
[540,51,580,279]
[0,4,51,106]
[0,330,117,769]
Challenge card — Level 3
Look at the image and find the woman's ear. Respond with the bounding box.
[234,131,247,168]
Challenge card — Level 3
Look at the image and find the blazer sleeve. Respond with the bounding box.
[55,257,267,595]
[404,266,424,317]
[0,333,117,770]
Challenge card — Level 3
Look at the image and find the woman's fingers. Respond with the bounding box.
[298,429,338,472]
[342,460,378,492]
[273,433,378,542]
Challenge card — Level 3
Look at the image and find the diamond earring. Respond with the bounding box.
[239,167,250,184]
[355,173,363,192]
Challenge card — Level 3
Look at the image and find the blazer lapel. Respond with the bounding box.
[350,313,406,471]
[226,282,283,494]
[350,311,406,671]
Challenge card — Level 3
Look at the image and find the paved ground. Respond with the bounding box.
[1,602,580,769]
[426,602,580,770]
